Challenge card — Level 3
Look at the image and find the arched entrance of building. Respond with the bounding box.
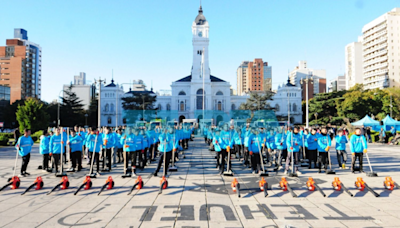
[216,115,223,126]
[179,115,186,123]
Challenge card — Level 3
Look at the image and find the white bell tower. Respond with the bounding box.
[191,5,210,82]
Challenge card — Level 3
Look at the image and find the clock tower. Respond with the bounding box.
[191,5,210,82]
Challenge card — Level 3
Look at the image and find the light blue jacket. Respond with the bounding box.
[306,134,318,150]
[286,132,303,152]
[86,134,102,153]
[335,135,348,151]
[219,131,233,149]
[275,133,287,150]
[120,134,135,152]
[212,135,222,152]
[50,134,63,154]
[102,133,115,149]
[15,136,34,156]
[350,134,367,153]
[317,134,332,152]
[39,135,50,155]
[248,134,263,153]
[69,135,83,152]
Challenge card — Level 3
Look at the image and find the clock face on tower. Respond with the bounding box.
[198,31,203,37]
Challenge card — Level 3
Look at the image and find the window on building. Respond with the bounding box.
[110,104,114,112]
[196,89,205,110]
[275,104,280,111]
[158,104,162,110]
[217,101,222,111]
[231,104,236,110]
[180,101,185,111]
[293,103,297,112]
[108,117,112,124]
[105,104,109,112]
[166,103,171,111]
[178,91,186,95]
[216,91,223,95]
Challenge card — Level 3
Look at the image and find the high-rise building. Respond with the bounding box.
[0,29,42,104]
[74,72,86,85]
[236,59,272,95]
[63,72,95,110]
[362,8,400,90]
[345,38,363,90]
[328,75,346,92]
[289,61,326,101]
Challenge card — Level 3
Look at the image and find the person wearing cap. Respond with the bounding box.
[102,127,115,172]
[306,128,319,169]
[49,128,63,175]
[120,127,136,175]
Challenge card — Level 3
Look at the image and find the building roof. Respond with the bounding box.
[195,6,207,25]
[125,88,155,95]
[175,75,226,82]
[285,77,296,87]
[105,79,116,87]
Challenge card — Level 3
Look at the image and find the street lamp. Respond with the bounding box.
[300,72,314,128]
[94,77,106,128]
[57,90,64,127]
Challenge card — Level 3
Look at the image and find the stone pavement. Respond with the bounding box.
[0,139,400,228]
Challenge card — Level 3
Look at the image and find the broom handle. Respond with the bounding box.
[60,127,64,173]
[291,131,294,173]
[89,134,98,175]
[13,145,19,177]
[327,135,332,170]
[163,136,167,176]
[365,153,374,173]
[123,135,127,175]
[257,136,265,172]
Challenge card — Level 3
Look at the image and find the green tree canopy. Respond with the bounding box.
[60,85,85,126]
[16,98,49,133]
[239,91,274,111]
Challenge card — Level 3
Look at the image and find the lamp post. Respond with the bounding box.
[390,94,393,117]
[314,112,318,124]
[84,113,88,127]
[57,90,64,127]
[301,72,314,128]
[94,77,106,128]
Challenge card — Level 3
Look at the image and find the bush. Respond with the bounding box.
[0,133,13,139]
[31,131,43,142]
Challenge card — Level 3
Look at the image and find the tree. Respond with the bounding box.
[239,91,274,111]
[3,99,25,129]
[16,98,49,133]
[87,99,98,127]
[307,90,346,125]
[60,85,85,126]
[122,93,157,122]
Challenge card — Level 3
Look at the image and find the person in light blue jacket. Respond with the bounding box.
[67,129,83,172]
[306,129,319,169]
[120,127,136,174]
[350,128,368,173]
[115,129,123,163]
[140,129,149,167]
[212,129,223,172]
[50,128,64,174]
[317,127,332,173]
[242,124,252,167]
[102,127,115,172]
[154,128,178,176]
[39,130,51,172]
[86,128,102,174]
[335,129,348,169]
[285,127,303,174]
[248,128,263,174]
[15,128,34,177]
[233,128,243,159]
[275,127,287,169]
[266,129,276,164]
[133,128,144,170]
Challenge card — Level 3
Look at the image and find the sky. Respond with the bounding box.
[0,0,399,102]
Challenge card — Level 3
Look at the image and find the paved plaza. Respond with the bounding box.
[1,139,400,228]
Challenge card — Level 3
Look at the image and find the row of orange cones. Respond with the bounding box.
[231,176,399,198]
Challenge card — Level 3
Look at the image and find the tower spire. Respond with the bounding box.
[199,0,203,13]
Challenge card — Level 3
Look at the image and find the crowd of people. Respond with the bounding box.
[12,120,391,178]
[14,124,195,178]
[203,123,369,175]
